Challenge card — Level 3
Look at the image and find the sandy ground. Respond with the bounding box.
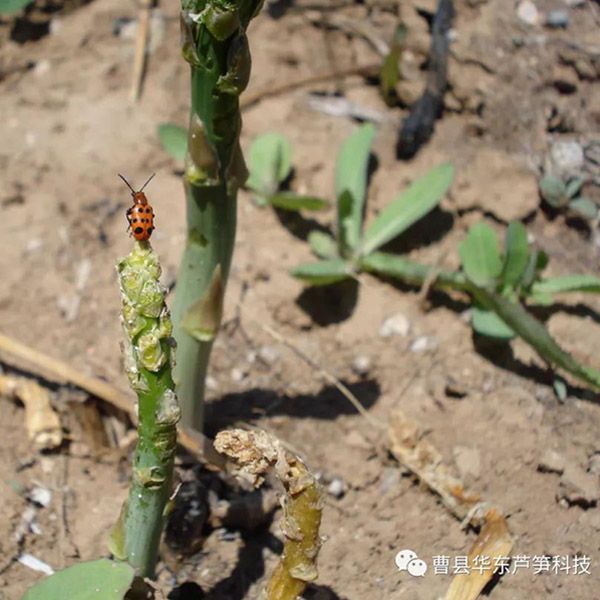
[1,0,600,598]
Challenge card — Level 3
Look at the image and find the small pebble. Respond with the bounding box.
[205,376,218,391]
[517,0,539,26]
[538,449,566,474]
[18,554,54,575]
[588,452,600,476]
[230,368,246,383]
[326,478,345,498]
[33,60,50,77]
[548,140,584,178]
[258,345,280,365]
[28,486,52,508]
[410,336,435,353]
[24,239,43,253]
[546,9,569,28]
[379,313,410,338]
[351,355,371,376]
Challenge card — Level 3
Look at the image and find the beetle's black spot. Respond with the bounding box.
[146,207,152,213]
[134,226,144,234]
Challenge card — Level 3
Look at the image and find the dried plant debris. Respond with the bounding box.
[215,429,323,600]
[444,508,514,600]
[388,408,514,600]
[0,374,62,450]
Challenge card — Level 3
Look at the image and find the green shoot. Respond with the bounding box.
[539,174,598,221]
[0,0,33,14]
[291,123,454,284]
[172,0,263,432]
[379,23,407,107]
[246,132,328,211]
[459,221,600,339]
[110,242,180,578]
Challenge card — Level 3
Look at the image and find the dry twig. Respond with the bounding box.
[0,332,223,468]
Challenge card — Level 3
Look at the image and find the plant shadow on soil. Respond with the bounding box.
[204,379,380,434]
[473,335,598,402]
[169,528,348,600]
[377,206,455,256]
[373,277,600,401]
[296,278,359,326]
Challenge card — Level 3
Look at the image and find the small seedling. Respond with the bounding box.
[459,221,600,339]
[0,0,33,14]
[539,174,598,221]
[379,23,407,107]
[291,123,454,285]
[245,132,328,211]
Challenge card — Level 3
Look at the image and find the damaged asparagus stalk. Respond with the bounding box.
[110,241,180,579]
[214,429,323,600]
[173,0,263,431]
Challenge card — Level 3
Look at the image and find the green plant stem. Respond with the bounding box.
[110,242,180,579]
[173,0,261,431]
[360,251,470,291]
[361,252,600,390]
[172,190,235,430]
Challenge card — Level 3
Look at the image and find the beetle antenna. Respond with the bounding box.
[118,173,136,195]
[140,172,156,192]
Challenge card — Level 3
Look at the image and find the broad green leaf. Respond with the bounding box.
[502,221,529,287]
[337,190,355,258]
[246,132,291,196]
[565,177,585,199]
[459,222,503,287]
[0,0,32,14]
[290,259,350,286]
[520,249,548,290]
[569,197,598,220]
[472,285,600,389]
[539,175,567,207]
[157,123,187,162]
[23,559,134,600]
[335,123,376,250]
[532,274,600,295]
[268,192,328,212]
[471,305,515,340]
[308,230,338,259]
[361,163,454,256]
